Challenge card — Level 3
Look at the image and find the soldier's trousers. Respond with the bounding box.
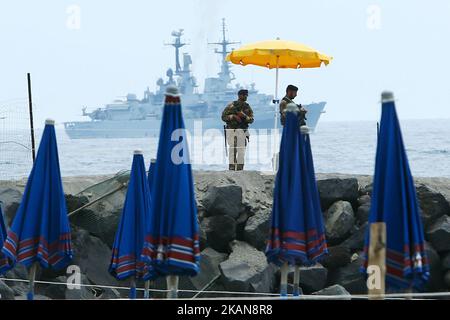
[226,129,248,170]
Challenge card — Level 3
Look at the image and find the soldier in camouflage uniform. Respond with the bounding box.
[221,89,254,171]
[279,85,307,127]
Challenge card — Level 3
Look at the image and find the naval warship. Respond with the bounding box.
[64,20,326,139]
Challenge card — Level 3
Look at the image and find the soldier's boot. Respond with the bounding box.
[229,164,237,171]
[236,164,244,171]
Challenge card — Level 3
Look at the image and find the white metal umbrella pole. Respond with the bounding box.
[272,55,280,172]
[27,262,38,300]
[129,277,137,299]
[167,275,179,299]
[280,261,288,297]
[144,280,150,299]
[293,266,300,296]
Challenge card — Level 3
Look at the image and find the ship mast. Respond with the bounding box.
[165,29,188,76]
[208,18,240,85]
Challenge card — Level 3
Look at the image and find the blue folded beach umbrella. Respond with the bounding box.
[0,204,11,274]
[361,91,429,290]
[148,158,156,193]
[266,104,328,296]
[266,104,328,265]
[109,150,153,299]
[1,119,72,299]
[141,85,200,293]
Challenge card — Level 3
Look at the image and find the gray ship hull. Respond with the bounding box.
[64,102,326,139]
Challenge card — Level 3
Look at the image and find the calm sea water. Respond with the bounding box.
[1,119,449,179]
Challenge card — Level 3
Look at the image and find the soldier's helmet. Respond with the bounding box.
[238,89,249,96]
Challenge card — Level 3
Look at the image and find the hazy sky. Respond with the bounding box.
[1,0,450,127]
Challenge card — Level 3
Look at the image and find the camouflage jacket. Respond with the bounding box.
[222,101,254,129]
[279,96,307,126]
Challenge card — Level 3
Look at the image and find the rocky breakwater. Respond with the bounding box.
[1,171,450,299]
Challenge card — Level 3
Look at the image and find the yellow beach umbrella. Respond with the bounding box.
[226,38,332,170]
[226,38,332,103]
[226,39,332,69]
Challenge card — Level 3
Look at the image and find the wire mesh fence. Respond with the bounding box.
[0,98,34,182]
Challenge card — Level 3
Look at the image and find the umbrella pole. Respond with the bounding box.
[27,73,36,162]
[167,275,179,299]
[27,262,38,300]
[144,280,150,299]
[280,261,288,298]
[405,286,414,300]
[293,265,300,297]
[368,222,386,300]
[272,57,280,172]
[129,277,137,299]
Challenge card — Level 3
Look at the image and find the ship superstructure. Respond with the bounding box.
[64,19,326,139]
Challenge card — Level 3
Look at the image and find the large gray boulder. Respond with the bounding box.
[355,204,370,225]
[65,194,90,213]
[0,280,15,300]
[202,215,236,253]
[289,264,328,294]
[357,195,371,207]
[42,276,68,299]
[3,264,29,296]
[325,201,355,245]
[359,183,373,196]
[444,270,450,289]
[202,185,244,219]
[70,207,121,248]
[235,211,250,241]
[441,252,450,271]
[40,275,117,300]
[9,283,28,297]
[416,184,450,229]
[341,223,368,253]
[194,171,275,213]
[70,227,121,289]
[355,195,371,225]
[317,178,359,210]
[199,222,208,251]
[426,215,450,252]
[4,263,28,280]
[65,274,96,300]
[69,177,127,248]
[424,242,445,292]
[312,284,351,298]
[243,209,271,251]
[0,187,23,226]
[321,246,351,270]
[179,248,228,293]
[327,255,367,294]
[219,241,275,293]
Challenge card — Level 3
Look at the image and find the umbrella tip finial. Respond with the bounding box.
[300,125,311,134]
[285,102,299,113]
[381,91,395,103]
[165,85,181,98]
[134,149,143,155]
[45,119,55,126]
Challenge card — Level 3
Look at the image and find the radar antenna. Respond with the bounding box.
[208,18,240,83]
[165,29,189,76]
